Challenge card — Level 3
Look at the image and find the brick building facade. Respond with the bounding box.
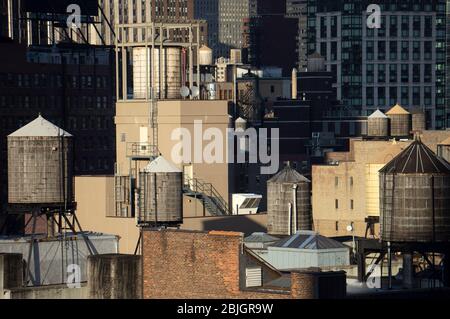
[142,229,346,299]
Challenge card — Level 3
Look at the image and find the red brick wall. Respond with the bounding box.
[142,229,290,299]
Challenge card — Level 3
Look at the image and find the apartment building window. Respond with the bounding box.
[389,87,398,105]
[335,199,339,209]
[350,176,354,187]
[335,176,339,187]
[350,200,354,210]
[335,221,339,231]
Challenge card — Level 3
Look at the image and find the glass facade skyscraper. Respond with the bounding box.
[307,0,447,129]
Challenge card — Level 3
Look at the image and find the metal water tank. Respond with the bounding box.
[438,137,450,163]
[386,104,411,138]
[138,156,183,224]
[379,140,450,243]
[8,115,73,205]
[267,165,312,236]
[153,46,182,99]
[199,45,213,66]
[367,109,389,137]
[132,46,182,100]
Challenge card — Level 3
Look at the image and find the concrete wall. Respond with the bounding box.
[75,176,140,254]
[4,284,88,299]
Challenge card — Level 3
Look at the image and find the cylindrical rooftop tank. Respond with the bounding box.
[411,108,426,133]
[87,254,142,299]
[132,46,182,100]
[379,140,450,243]
[8,115,73,205]
[199,45,213,66]
[307,52,325,72]
[367,109,389,137]
[235,117,247,131]
[438,137,450,163]
[267,165,312,236]
[386,104,411,138]
[138,156,183,224]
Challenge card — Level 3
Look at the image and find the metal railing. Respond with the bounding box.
[183,177,230,216]
[126,142,159,158]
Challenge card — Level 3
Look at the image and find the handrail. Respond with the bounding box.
[126,142,159,158]
[183,177,230,215]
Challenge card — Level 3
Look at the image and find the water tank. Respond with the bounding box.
[367,109,389,137]
[411,108,426,132]
[132,46,182,100]
[138,156,183,224]
[386,104,411,138]
[8,115,73,205]
[438,137,450,163]
[307,52,325,72]
[267,165,312,236]
[379,140,450,243]
[199,45,213,66]
[235,117,247,131]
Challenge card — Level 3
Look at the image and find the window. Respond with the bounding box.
[121,133,126,142]
[350,200,354,210]
[350,177,354,187]
[335,221,339,231]
[335,199,339,209]
[335,177,339,187]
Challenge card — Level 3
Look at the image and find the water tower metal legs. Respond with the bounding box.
[387,242,392,290]
[402,252,414,289]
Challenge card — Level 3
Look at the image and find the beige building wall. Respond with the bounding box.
[74,176,140,254]
[74,175,267,254]
[115,99,234,206]
[312,131,450,238]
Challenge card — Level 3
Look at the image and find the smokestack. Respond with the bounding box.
[291,68,298,100]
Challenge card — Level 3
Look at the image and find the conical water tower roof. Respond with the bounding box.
[368,109,388,119]
[386,103,410,115]
[199,45,212,52]
[144,156,182,173]
[9,115,72,137]
[380,140,450,174]
[268,165,310,183]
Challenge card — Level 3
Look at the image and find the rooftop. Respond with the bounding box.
[272,231,347,250]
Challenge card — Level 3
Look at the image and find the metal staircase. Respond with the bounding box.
[183,177,230,216]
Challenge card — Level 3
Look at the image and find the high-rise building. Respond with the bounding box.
[307,0,447,129]
[286,0,308,71]
[245,0,297,76]
[194,0,219,55]
[96,0,198,45]
[195,0,296,73]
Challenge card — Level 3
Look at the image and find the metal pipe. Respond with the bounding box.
[288,202,292,236]
[292,184,298,233]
